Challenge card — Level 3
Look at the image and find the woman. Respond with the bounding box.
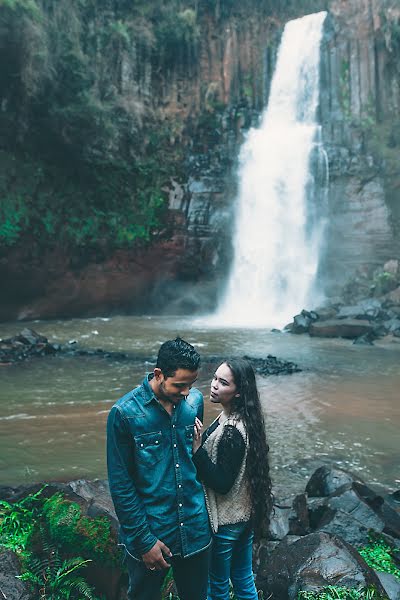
[192,358,272,600]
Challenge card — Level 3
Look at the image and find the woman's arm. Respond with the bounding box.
[192,425,245,494]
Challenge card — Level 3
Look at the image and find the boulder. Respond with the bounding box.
[353,481,400,539]
[268,505,291,540]
[306,468,400,545]
[291,313,313,334]
[256,532,386,600]
[318,508,381,547]
[305,466,357,497]
[384,287,400,306]
[374,571,400,600]
[288,493,310,536]
[309,319,373,338]
[353,332,375,345]
[0,550,33,600]
[383,260,399,277]
[66,479,118,527]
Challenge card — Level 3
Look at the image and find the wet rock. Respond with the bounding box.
[307,484,386,547]
[305,469,400,546]
[384,287,400,306]
[256,532,386,600]
[337,299,384,321]
[385,490,400,514]
[313,306,338,320]
[292,313,312,333]
[0,549,34,600]
[317,507,383,548]
[288,493,310,536]
[0,328,60,363]
[309,319,373,339]
[242,354,301,375]
[353,481,400,539]
[306,465,357,497]
[374,571,400,600]
[353,332,375,345]
[383,260,400,277]
[268,504,291,540]
[66,479,118,527]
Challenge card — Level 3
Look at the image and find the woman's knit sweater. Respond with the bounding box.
[193,414,252,533]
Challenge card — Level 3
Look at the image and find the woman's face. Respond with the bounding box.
[210,363,239,409]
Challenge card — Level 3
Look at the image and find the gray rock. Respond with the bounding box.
[268,505,291,540]
[318,508,380,547]
[66,479,118,529]
[0,550,33,600]
[374,571,400,600]
[309,319,373,339]
[288,493,310,536]
[256,532,386,600]
[306,466,357,497]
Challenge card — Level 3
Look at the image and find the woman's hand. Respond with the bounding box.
[192,417,203,453]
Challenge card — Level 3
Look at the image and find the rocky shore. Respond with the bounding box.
[1,466,399,600]
[286,260,400,344]
[0,328,301,375]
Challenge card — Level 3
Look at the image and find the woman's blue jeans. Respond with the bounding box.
[208,521,258,600]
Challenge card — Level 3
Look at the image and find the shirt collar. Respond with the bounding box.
[142,373,156,405]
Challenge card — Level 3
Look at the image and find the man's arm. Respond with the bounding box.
[107,405,170,565]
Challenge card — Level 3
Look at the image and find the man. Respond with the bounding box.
[107,337,211,600]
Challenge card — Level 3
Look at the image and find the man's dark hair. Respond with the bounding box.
[156,337,201,377]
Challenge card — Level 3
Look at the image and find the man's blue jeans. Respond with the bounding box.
[208,521,258,600]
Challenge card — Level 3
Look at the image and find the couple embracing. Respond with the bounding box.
[107,337,273,600]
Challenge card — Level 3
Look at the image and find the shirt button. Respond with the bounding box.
[172,425,176,428]
[180,523,184,527]
[140,444,144,448]
[178,484,182,488]
[173,444,177,448]
[176,464,180,468]
[155,441,159,444]
[179,503,182,507]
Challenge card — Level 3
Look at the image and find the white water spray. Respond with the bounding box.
[214,11,328,328]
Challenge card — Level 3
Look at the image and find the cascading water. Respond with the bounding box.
[215,11,328,328]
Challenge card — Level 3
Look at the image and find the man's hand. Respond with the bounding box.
[142,540,172,571]
[192,417,203,453]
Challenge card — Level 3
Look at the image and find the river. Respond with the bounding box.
[0,316,399,497]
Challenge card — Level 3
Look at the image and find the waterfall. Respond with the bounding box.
[215,11,328,328]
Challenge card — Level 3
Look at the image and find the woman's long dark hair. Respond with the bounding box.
[225,358,273,539]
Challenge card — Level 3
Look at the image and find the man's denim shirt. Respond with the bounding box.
[107,375,211,560]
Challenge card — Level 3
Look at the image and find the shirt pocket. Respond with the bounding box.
[134,431,163,466]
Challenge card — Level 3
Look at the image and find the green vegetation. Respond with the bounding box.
[19,546,98,600]
[0,487,121,599]
[0,0,193,252]
[298,587,387,599]
[0,0,331,254]
[359,537,400,580]
[0,486,45,552]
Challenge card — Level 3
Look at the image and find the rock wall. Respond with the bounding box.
[319,0,400,294]
[0,0,399,320]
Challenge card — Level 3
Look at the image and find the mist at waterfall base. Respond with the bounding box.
[205,12,328,330]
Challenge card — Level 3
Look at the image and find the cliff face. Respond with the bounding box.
[0,0,399,320]
[319,0,400,294]
[0,0,284,319]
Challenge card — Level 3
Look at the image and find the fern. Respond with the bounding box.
[18,542,100,599]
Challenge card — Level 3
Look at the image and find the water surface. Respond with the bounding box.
[1,316,399,497]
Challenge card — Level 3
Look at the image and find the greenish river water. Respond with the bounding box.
[0,316,399,497]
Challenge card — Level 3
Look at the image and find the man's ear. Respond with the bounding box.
[153,367,164,381]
